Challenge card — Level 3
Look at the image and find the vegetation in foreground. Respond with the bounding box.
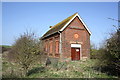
[90,26,120,77]
[27,59,118,78]
[2,58,118,78]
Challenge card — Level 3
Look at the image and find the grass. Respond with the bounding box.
[27,59,117,78]
[2,59,23,78]
[2,55,118,78]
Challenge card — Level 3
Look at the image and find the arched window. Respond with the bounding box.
[55,41,59,53]
[50,41,52,53]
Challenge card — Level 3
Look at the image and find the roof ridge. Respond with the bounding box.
[51,13,77,29]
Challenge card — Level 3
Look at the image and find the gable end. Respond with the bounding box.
[60,13,91,35]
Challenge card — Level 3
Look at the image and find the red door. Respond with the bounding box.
[71,48,80,60]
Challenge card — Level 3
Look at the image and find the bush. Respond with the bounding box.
[10,32,42,77]
[97,27,120,77]
[90,49,99,59]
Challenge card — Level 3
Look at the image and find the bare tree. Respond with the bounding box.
[11,32,41,76]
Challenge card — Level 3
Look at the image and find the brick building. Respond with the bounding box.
[41,13,91,61]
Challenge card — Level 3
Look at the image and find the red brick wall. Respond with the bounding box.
[43,34,60,57]
[61,16,90,59]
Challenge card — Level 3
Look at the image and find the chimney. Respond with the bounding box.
[49,26,53,28]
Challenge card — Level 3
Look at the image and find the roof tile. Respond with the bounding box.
[41,13,77,39]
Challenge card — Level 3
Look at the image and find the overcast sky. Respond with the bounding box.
[2,2,118,48]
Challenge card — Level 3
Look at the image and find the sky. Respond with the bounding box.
[2,2,118,48]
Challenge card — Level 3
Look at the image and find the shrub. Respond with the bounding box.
[90,49,99,59]
[97,27,120,77]
[10,32,42,77]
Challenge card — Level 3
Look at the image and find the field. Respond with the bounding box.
[0,45,11,48]
[2,53,118,78]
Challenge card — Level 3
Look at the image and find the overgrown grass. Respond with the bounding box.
[2,56,118,78]
[27,59,117,78]
[2,58,23,78]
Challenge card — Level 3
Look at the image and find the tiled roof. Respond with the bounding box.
[41,13,77,39]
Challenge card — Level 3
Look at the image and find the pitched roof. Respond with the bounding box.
[41,13,91,39]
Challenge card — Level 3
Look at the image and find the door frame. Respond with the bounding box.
[71,44,82,60]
